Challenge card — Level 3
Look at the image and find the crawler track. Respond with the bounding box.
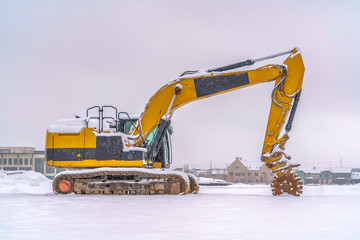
[53,168,199,195]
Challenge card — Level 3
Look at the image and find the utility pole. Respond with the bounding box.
[340,157,343,168]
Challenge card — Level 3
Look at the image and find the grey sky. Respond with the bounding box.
[1,0,359,169]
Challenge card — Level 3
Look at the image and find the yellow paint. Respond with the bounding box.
[46,159,144,168]
[135,78,198,143]
[153,162,162,168]
[247,66,283,84]
[45,131,53,149]
[262,48,305,154]
[84,128,97,148]
[49,128,96,149]
[53,131,84,149]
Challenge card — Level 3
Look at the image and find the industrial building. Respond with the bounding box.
[0,147,64,179]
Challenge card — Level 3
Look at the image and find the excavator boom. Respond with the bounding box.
[131,48,304,152]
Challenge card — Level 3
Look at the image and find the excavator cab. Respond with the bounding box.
[87,105,173,168]
[46,105,172,169]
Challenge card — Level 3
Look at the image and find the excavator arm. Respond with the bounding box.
[130,47,305,196]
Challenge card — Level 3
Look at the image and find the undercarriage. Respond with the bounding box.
[53,168,199,195]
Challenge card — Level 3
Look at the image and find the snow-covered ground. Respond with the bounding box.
[0,171,359,240]
[198,177,228,185]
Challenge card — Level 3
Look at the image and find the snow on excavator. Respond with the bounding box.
[45,47,305,196]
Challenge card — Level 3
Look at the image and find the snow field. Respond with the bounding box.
[0,171,359,240]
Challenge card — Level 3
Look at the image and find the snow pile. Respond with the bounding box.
[0,170,53,194]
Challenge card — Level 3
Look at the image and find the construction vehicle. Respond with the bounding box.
[45,47,305,196]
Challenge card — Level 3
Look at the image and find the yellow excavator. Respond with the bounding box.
[45,47,305,196]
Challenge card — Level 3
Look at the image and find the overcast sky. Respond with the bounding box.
[1,0,359,169]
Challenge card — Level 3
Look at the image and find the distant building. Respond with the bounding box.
[296,167,321,185]
[296,167,354,185]
[0,147,65,179]
[320,170,333,185]
[331,168,352,185]
[210,168,227,181]
[227,157,273,184]
[195,168,227,181]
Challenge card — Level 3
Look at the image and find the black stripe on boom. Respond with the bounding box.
[194,73,249,98]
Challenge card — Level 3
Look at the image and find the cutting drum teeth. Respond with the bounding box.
[271,169,303,196]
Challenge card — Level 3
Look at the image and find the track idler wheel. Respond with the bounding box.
[53,176,74,194]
